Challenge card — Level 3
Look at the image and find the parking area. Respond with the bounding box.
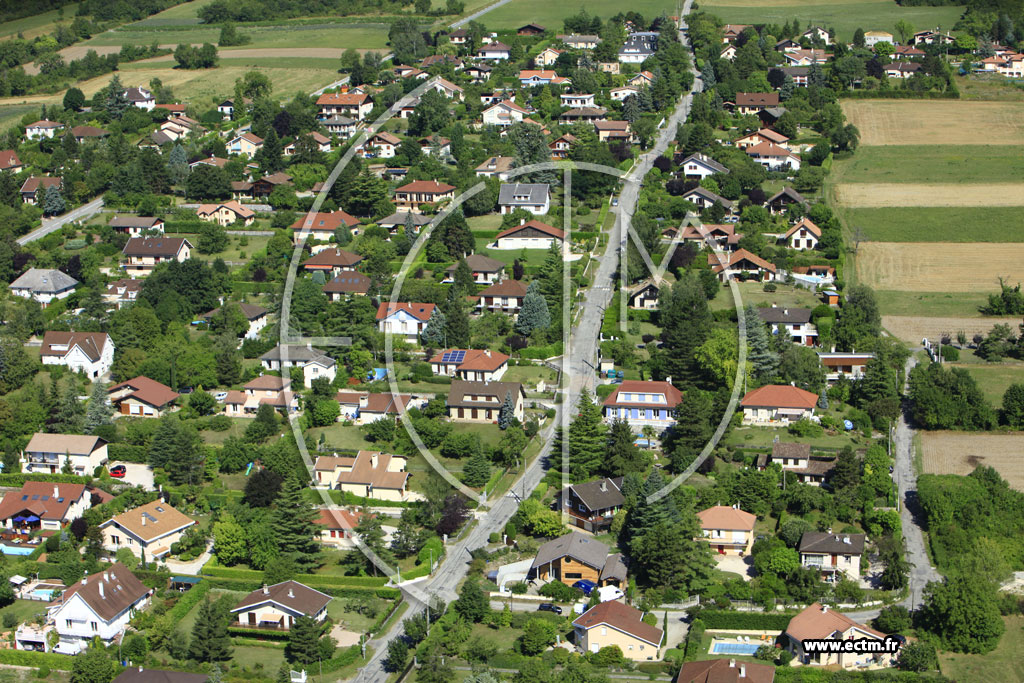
[713,553,756,580]
[108,462,154,490]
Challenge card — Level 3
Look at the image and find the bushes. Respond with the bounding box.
[537,581,582,603]
[165,581,212,626]
[0,474,88,486]
[682,618,705,660]
[0,650,72,670]
[107,443,148,463]
[698,610,794,630]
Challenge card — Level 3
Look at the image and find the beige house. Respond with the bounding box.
[231,581,331,630]
[785,603,890,669]
[313,451,409,501]
[121,237,192,276]
[799,532,866,581]
[223,375,299,417]
[196,201,255,227]
[697,505,756,555]
[22,434,108,476]
[0,482,89,531]
[107,376,179,418]
[100,500,196,560]
[740,385,818,425]
[429,349,509,382]
[446,380,525,423]
[573,601,662,661]
[758,442,835,486]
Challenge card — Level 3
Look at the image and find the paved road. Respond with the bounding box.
[16,197,104,246]
[449,0,512,28]
[846,354,941,624]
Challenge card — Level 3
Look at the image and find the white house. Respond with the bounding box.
[758,306,818,346]
[447,380,526,423]
[746,142,801,171]
[25,120,65,140]
[477,42,511,60]
[100,500,197,560]
[519,70,570,87]
[864,30,894,46]
[740,385,818,425]
[429,349,509,382]
[783,218,820,250]
[42,564,150,654]
[610,86,639,101]
[124,87,155,110]
[0,482,90,532]
[601,380,682,432]
[227,132,263,156]
[482,100,529,127]
[21,434,108,476]
[259,345,337,389]
[799,532,866,582]
[678,153,730,179]
[498,183,550,214]
[40,331,113,379]
[356,131,401,159]
[8,268,78,307]
[618,32,659,63]
[375,302,437,342]
[801,26,830,44]
[494,219,564,249]
[560,93,595,108]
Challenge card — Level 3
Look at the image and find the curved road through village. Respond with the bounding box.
[352,4,699,681]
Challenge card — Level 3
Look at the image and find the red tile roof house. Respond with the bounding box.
[676,659,775,683]
[573,601,662,661]
[20,176,61,204]
[740,385,818,425]
[312,451,410,501]
[602,380,682,433]
[230,580,331,631]
[784,603,891,669]
[316,508,369,548]
[782,218,820,250]
[40,331,113,379]
[291,211,360,243]
[335,391,416,425]
[697,505,756,555]
[301,247,364,275]
[393,180,456,213]
[0,150,22,172]
[476,279,528,314]
[429,348,509,382]
[493,219,564,250]
[316,91,374,121]
[108,376,180,417]
[376,302,437,342]
[0,481,90,531]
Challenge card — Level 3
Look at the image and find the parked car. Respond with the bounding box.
[109,465,127,478]
[178,386,194,395]
[538,603,562,615]
[597,585,625,602]
[214,392,228,402]
[611,197,619,206]
[573,579,597,596]
[724,215,740,223]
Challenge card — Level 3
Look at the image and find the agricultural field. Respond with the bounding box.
[845,206,1024,241]
[856,242,1024,293]
[835,183,1024,208]
[841,100,1024,146]
[698,0,964,43]
[874,291,990,318]
[831,145,1024,184]
[921,432,1024,491]
[881,315,1017,345]
[939,616,1024,683]
[82,23,391,51]
[952,363,1024,406]
[0,3,79,40]
[483,0,684,30]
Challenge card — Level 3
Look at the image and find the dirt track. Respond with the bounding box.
[836,183,1024,208]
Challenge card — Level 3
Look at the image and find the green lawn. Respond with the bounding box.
[709,280,824,312]
[875,290,989,318]
[725,423,869,452]
[850,207,1024,243]
[0,104,42,133]
[484,0,684,28]
[307,422,375,451]
[955,74,1024,102]
[0,4,79,39]
[832,145,1024,184]
[200,417,252,445]
[698,0,965,43]
[229,643,286,673]
[0,600,50,628]
[939,615,1024,683]
[949,363,1024,405]
[325,596,389,632]
[178,589,249,634]
[84,23,390,50]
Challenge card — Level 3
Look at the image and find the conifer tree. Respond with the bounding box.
[606,418,646,476]
[452,259,474,295]
[189,597,232,662]
[497,391,515,430]
[443,300,470,348]
[106,73,129,119]
[271,471,323,572]
[564,390,606,480]
[285,616,324,664]
[43,184,65,216]
[745,305,778,382]
[421,309,447,347]
[514,280,551,336]
[462,449,491,487]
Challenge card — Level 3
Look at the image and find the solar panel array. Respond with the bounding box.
[441,350,466,364]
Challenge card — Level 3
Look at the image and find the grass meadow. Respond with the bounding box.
[846,207,1024,242]
[484,0,685,30]
[831,145,1024,185]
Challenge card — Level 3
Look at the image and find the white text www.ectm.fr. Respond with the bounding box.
[802,638,902,654]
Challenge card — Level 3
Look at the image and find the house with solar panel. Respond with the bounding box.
[0,482,90,531]
[323,272,372,299]
[429,349,509,382]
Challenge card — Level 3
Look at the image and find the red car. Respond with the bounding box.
[109,465,127,478]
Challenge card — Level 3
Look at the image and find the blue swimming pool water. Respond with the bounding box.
[0,545,35,556]
[711,642,762,655]
[30,589,56,599]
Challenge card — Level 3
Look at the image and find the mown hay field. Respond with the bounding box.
[842,100,1024,146]
[921,432,1024,491]
[881,316,1019,344]
[856,242,1024,292]
[835,183,1024,208]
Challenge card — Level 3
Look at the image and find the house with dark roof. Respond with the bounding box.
[558,34,601,50]
[574,601,662,660]
[678,153,729,179]
[740,385,818,425]
[800,533,866,581]
[559,106,607,124]
[109,215,165,237]
[498,183,550,215]
[549,134,577,160]
[22,434,108,476]
[494,219,564,249]
[323,114,358,138]
[8,268,77,307]
[559,477,624,532]
[25,120,64,140]
[0,481,89,531]
[757,442,835,487]
[108,376,180,418]
[679,223,743,251]
[758,306,817,346]
[376,302,437,342]
[313,451,409,501]
[100,500,196,560]
[476,279,528,314]
[200,302,268,339]
[40,331,113,379]
[772,65,809,87]
[323,271,372,299]
[71,125,109,143]
[19,176,61,204]
[124,86,154,109]
[477,42,511,60]
[231,581,331,630]
[121,237,192,275]
[530,531,627,587]
[708,249,777,282]
[681,186,735,213]
[618,31,659,63]
[260,345,336,388]
[301,248,363,276]
[602,380,681,432]
[335,391,417,425]
[447,380,525,423]
[735,92,780,115]
[394,180,456,212]
[784,603,889,669]
[765,187,808,214]
[377,211,432,235]
[444,254,505,284]
[628,280,660,310]
[676,658,775,683]
[44,564,150,653]
[430,349,509,382]
[594,119,631,142]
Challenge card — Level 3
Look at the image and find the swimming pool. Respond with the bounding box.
[0,545,35,556]
[710,642,762,656]
[29,589,56,599]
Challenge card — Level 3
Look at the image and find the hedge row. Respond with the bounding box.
[0,649,75,670]
[519,342,563,360]
[321,644,361,673]
[165,581,212,626]
[228,626,290,641]
[107,443,149,463]
[699,610,795,630]
[0,474,89,486]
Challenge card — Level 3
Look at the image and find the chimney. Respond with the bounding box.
[82,576,87,585]
[484,349,491,357]
[520,218,525,226]
[371,452,379,469]
[600,481,607,492]
[138,667,143,673]
[783,308,788,316]
[729,659,736,668]
[103,572,109,582]
[141,514,146,527]
[740,663,747,678]
[822,604,828,613]
[288,588,294,599]
[53,486,59,497]
[98,582,104,599]
[263,584,269,595]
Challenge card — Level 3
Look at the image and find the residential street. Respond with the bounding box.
[16,197,104,246]
[352,6,699,680]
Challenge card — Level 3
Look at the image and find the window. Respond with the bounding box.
[111,535,119,545]
[90,622,98,632]
[65,620,73,629]
[565,572,582,579]
[601,627,607,636]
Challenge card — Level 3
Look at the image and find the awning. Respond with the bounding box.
[777,408,807,416]
[24,515,40,523]
[9,575,27,585]
[11,516,25,523]
[170,576,201,585]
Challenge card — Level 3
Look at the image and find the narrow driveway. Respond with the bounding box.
[17,197,104,245]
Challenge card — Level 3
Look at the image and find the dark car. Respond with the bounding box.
[109,465,127,478]
[178,386,194,395]
[889,634,907,645]
[538,603,562,615]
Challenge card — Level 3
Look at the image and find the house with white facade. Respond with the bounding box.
[25,120,65,140]
[678,153,729,179]
[121,237,192,276]
[443,254,505,284]
[799,532,866,582]
[124,87,155,110]
[259,345,337,389]
[223,375,300,417]
[100,500,197,560]
[375,302,437,342]
[21,434,108,476]
[746,142,801,171]
[231,581,330,630]
[818,352,874,383]
[316,91,373,121]
[618,32,659,63]
[313,451,410,501]
[740,385,818,425]
[601,380,681,432]
[482,100,530,127]
[8,269,78,307]
[783,218,820,250]
[494,219,564,249]
[107,376,180,418]
[758,306,817,346]
[40,331,113,379]
[498,183,550,214]
[430,349,509,382]
[0,482,90,531]
[447,380,525,423]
